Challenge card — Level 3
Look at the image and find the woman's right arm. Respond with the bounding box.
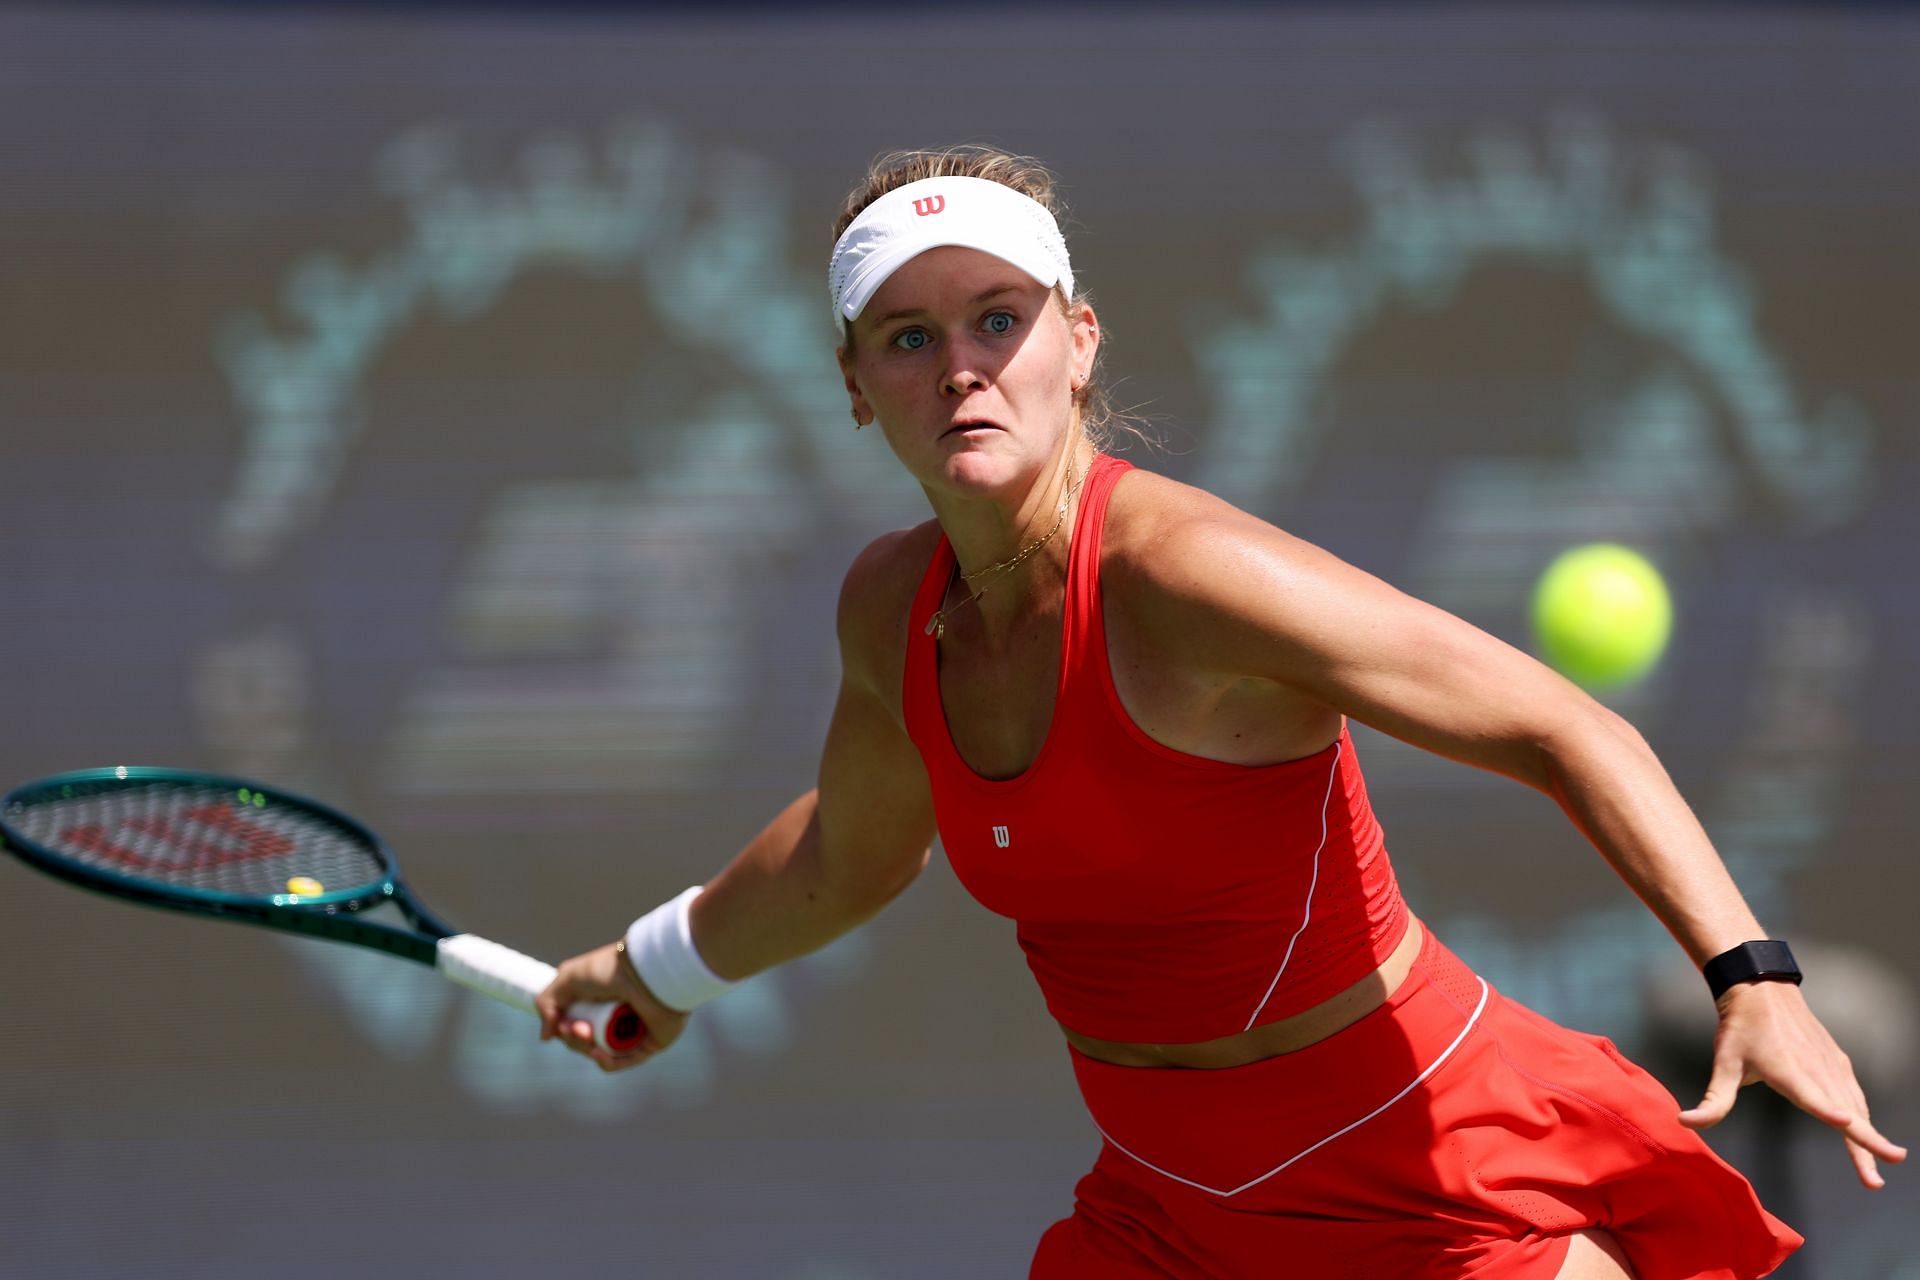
[537,531,939,1069]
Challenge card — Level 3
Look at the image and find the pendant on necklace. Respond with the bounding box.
[924,611,947,640]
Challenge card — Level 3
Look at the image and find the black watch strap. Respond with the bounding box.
[1702,940,1802,1001]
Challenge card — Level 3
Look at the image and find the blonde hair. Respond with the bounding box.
[832,145,1154,454]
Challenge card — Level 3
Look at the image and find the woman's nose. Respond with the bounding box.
[941,347,988,397]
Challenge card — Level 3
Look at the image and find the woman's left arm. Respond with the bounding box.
[1141,504,1908,1188]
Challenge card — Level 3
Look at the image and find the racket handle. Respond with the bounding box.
[436,934,647,1053]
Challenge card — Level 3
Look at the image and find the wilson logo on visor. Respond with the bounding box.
[912,195,946,216]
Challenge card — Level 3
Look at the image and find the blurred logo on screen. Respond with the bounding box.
[1193,112,1870,532]
[203,119,918,797]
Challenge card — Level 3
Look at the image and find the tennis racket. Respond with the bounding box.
[0,766,645,1052]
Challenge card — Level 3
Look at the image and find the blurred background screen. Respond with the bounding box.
[1,3,1915,1276]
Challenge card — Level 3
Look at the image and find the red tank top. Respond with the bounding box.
[902,453,1409,1043]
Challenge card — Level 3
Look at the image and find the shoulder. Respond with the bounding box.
[1104,464,1288,562]
[836,519,942,710]
[1102,463,1330,615]
[1101,464,1388,678]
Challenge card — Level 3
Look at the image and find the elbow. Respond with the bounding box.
[873,844,933,908]
[1536,696,1656,798]
[826,842,932,921]
[1586,697,1655,759]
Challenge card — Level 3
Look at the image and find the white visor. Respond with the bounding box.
[828,176,1075,326]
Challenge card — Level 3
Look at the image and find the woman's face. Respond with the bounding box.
[838,245,1097,500]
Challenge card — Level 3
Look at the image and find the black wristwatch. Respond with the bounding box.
[1702,940,1802,1001]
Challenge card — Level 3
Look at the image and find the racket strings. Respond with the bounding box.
[6,784,387,900]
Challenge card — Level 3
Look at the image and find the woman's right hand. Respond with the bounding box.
[536,940,690,1072]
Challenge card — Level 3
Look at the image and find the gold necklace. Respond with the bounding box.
[925,451,1088,641]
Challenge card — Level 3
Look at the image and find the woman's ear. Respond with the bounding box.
[1070,303,1100,387]
[837,344,872,428]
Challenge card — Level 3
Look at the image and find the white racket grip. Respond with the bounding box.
[435,934,643,1052]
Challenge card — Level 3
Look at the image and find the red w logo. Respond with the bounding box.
[62,803,296,872]
[912,196,946,216]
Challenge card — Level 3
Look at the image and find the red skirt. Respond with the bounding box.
[1032,929,1801,1279]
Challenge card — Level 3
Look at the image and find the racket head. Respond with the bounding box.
[0,767,401,918]
[5,767,644,1051]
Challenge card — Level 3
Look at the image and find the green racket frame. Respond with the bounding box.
[1,766,449,961]
[0,766,644,1051]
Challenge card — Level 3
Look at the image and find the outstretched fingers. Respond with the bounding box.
[1770,1054,1910,1187]
[1686,983,1909,1189]
[1688,1037,1909,1187]
[1836,1102,1909,1190]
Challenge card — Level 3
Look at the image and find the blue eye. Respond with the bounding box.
[985,311,1015,335]
[892,328,930,351]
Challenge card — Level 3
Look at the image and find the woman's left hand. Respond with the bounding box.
[1678,980,1908,1188]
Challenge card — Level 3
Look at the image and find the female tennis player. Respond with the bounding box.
[537,147,1902,1278]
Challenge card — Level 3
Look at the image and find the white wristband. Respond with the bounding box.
[625,886,737,1013]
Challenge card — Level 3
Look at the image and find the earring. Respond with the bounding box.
[850,408,864,430]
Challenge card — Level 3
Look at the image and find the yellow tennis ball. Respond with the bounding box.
[286,876,325,896]
[1530,544,1673,690]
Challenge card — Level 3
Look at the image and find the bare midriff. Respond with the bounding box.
[1059,916,1426,1069]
